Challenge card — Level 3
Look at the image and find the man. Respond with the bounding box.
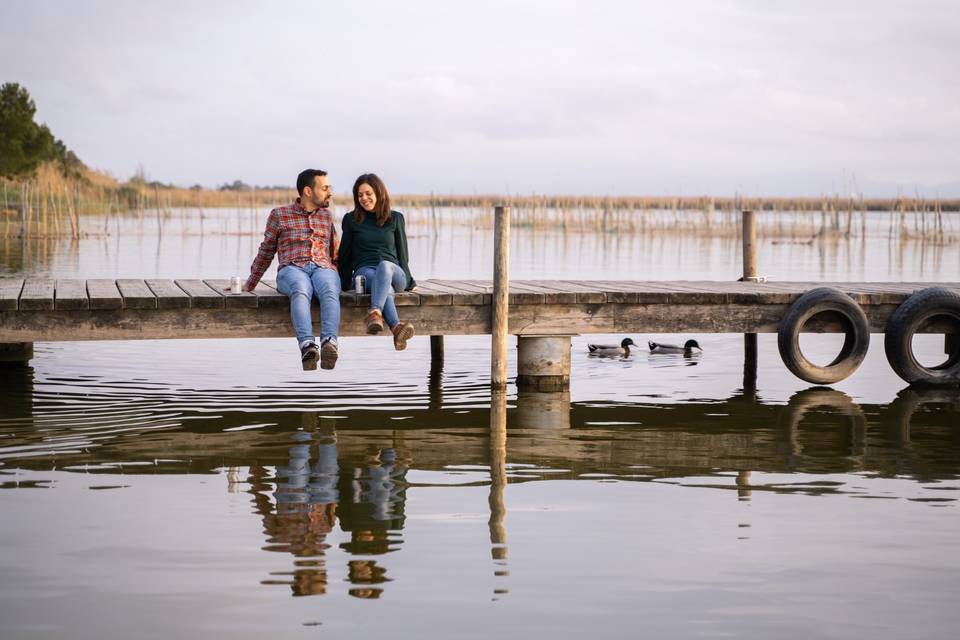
[242,168,341,370]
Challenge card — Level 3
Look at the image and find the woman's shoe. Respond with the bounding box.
[365,309,384,334]
[392,322,415,351]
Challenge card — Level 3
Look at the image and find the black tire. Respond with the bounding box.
[777,287,870,384]
[884,287,960,387]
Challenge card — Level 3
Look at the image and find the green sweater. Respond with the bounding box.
[338,210,416,291]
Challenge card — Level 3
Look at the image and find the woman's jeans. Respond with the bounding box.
[276,262,341,345]
[355,261,407,328]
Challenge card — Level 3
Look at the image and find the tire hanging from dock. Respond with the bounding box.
[883,286,960,387]
[777,287,870,384]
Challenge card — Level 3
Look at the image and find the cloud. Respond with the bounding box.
[1,0,958,195]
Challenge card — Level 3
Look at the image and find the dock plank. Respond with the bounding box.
[19,279,55,311]
[54,279,89,310]
[204,279,257,309]
[419,280,486,305]
[429,280,490,305]
[145,279,191,309]
[555,281,607,304]
[251,281,287,308]
[86,279,123,310]
[117,279,158,309]
[514,281,578,304]
[408,281,454,305]
[175,279,224,309]
[0,278,23,311]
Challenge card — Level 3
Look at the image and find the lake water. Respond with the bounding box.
[1,208,959,639]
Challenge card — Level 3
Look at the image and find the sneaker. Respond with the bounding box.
[392,322,415,351]
[365,309,384,334]
[320,339,338,370]
[300,342,319,371]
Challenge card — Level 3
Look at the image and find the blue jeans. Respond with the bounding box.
[276,262,341,345]
[355,261,407,328]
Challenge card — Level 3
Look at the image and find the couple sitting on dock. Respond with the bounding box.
[240,168,416,371]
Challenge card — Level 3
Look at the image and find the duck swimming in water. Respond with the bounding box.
[648,339,703,355]
[587,338,636,355]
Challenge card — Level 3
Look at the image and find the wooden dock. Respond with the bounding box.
[2,278,956,342]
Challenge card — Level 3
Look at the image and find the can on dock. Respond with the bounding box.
[230,277,243,294]
[354,275,365,293]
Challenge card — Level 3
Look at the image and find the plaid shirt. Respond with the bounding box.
[245,199,339,289]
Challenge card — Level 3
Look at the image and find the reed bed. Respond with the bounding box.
[1,165,957,241]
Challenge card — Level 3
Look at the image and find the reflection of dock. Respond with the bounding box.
[3,372,958,483]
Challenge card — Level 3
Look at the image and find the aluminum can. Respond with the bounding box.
[354,275,365,293]
[231,276,243,294]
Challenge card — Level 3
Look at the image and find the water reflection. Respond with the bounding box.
[489,390,509,599]
[2,383,959,484]
[249,414,405,598]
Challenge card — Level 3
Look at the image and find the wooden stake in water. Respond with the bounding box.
[492,205,510,388]
[742,210,757,281]
[741,210,758,396]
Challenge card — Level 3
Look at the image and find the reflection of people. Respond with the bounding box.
[249,424,408,598]
[338,173,417,351]
[348,560,390,599]
[242,168,341,370]
[250,427,340,597]
[338,447,408,556]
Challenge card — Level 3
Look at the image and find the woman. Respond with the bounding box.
[338,173,417,350]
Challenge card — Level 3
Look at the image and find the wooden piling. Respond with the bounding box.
[430,335,444,372]
[742,210,758,395]
[492,205,510,388]
[742,210,757,280]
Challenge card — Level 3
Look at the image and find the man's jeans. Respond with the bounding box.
[276,262,341,345]
[354,260,407,328]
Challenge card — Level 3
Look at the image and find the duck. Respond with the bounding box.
[648,339,703,355]
[587,338,636,355]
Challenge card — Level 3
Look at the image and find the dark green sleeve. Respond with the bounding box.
[338,213,354,291]
[395,212,416,290]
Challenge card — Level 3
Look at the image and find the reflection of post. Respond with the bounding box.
[515,389,571,429]
[0,342,33,366]
[488,389,509,595]
[0,362,34,425]
[736,470,753,500]
[428,368,443,412]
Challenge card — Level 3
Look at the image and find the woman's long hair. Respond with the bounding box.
[351,174,392,227]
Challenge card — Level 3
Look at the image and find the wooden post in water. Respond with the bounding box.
[492,205,510,388]
[742,210,758,396]
[742,210,757,281]
[430,335,444,373]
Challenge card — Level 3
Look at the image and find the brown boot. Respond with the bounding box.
[365,309,384,334]
[392,322,415,351]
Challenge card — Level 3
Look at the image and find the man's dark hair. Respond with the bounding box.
[296,168,328,195]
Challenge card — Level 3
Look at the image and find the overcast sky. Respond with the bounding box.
[2,0,958,196]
